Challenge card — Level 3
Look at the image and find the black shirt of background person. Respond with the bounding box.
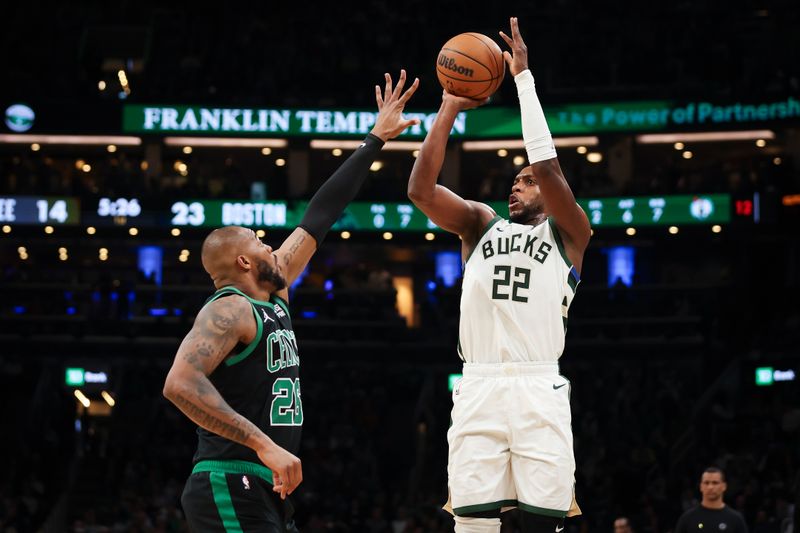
[674,505,748,533]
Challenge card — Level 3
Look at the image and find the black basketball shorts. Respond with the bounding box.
[181,460,298,533]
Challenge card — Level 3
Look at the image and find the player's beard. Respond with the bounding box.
[257,259,287,291]
[509,201,544,224]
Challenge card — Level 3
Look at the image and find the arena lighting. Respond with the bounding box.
[0,134,142,145]
[101,391,116,407]
[309,139,423,151]
[163,137,288,148]
[607,246,635,287]
[74,389,91,408]
[636,130,775,144]
[782,194,800,206]
[462,136,599,151]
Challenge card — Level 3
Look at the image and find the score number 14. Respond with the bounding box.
[36,200,69,223]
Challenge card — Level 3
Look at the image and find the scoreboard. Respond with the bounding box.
[1,194,732,230]
[0,196,80,225]
[575,194,730,227]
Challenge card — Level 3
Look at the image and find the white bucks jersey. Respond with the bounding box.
[458,216,580,363]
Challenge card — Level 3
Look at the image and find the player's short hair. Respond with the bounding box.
[702,466,726,482]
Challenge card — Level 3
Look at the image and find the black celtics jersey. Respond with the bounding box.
[193,286,302,465]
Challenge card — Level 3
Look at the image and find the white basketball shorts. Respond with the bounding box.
[447,362,579,517]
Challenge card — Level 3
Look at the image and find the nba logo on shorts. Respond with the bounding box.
[242,475,250,490]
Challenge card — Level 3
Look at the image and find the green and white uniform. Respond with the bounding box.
[448,216,581,518]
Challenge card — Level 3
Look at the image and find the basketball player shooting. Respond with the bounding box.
[163,71,419,532]
[407,18,591,533]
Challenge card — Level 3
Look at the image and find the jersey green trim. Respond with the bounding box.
[567,272,579,292]
[205,288,263,367]
[193,459,274,485]
[215,286,275,308]
[271,294,291,320]
[209,472,244,532]
[547,217,573,268]
[225,304,262,367]
[453,499,518,516]
[517,501,568,518]
[465,215,503,265]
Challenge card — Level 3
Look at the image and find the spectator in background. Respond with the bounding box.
[614,516,634,533]
[675,467,748,533]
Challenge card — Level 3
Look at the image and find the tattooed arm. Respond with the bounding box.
[163,295,302,499]
[273,71,420,299]
[274,227,317,300]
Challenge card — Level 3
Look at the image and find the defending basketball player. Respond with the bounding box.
[163,71,419,532]
[408,18,591,533]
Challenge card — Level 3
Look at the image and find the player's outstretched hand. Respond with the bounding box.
[257,443,302,500]
[499,16,529,77]
[370,69,421,142]
[441,90,489,111]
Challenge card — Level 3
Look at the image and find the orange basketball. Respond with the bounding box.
[436,32,505,99]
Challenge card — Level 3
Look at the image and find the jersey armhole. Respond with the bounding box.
[548,217,581,292]
[464,215,503,265]
[224,305,263,366]
[205,289,264,367]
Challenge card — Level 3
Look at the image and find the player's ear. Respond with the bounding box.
[236,254,251,271]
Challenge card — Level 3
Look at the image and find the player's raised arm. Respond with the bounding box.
[500,17,591,268]
[162,296,302,498]
[273,71,419,295]
[407,93,495,247]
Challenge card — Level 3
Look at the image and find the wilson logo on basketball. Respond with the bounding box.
[437,54,474,78]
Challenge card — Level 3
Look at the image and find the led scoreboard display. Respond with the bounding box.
[0,196,80,225]
[166,201,437,231]
[333,203,437,231]
[574,194,730,227]
[169,200,296,228]
[0,195,731,230]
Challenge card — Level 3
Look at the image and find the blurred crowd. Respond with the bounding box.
[3,1,799,107]
[1,234,797,532]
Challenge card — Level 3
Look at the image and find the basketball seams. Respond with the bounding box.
[463,32,505,95]
[436,69,494,99]
[437,32,504,98]
[436,68,495,83]
[464,33,502,81]
[440,47,494,79]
